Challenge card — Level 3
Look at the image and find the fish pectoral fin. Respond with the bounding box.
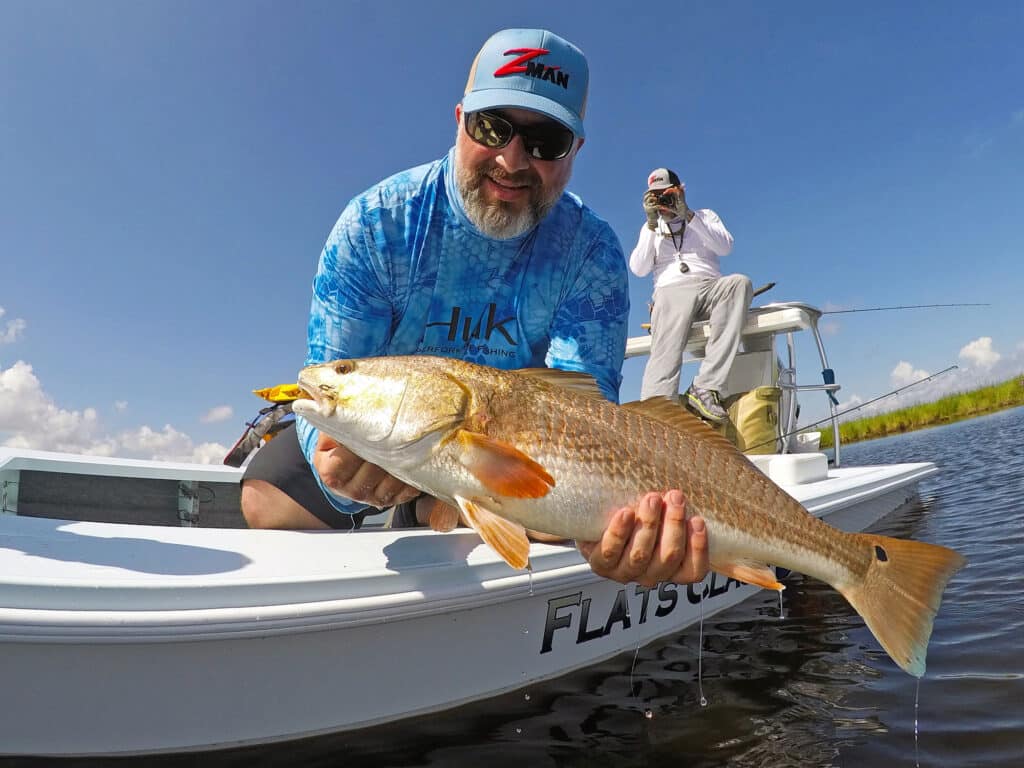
[455,430,555,499]
[709,557,785,591]
[455,494,531,570]
[426,498,462,532]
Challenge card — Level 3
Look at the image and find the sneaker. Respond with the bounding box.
[686,385,727,424]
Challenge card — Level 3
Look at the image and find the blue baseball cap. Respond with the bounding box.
[462,28,588,139]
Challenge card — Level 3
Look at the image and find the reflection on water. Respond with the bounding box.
[6,407,1022,768]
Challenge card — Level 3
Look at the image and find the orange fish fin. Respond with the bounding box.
[514,368,606,400]
[455,493,530,570]
[835,533,966,678]
[426,498,462,532]
[456,430,555,498]
[709,556,785,591]
[622,398,739,453]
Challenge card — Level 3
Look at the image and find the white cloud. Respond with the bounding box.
[114,400,128,412]
[820,320,841,337]
[821,301,853,314]
[191,442,231,465]
[0,361,104,452]
[891,360,930,387]
[0,360,226,463]
[0,307,27,344]
[835,393,865,422]
[1012,108,1024,126]
[200,405,234,424]
[959,337,1001,369]
[798,336,1024,427]
[118,424,194,457]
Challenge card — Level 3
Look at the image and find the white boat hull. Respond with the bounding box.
[0,459,934,757]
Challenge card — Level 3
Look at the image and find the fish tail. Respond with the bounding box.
[835,533,966,677]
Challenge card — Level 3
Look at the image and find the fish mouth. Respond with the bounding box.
[294,381,337,417]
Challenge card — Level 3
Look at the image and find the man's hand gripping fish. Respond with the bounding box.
[292,355,965,678]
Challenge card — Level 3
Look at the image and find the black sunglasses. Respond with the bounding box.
[463,110,575,161]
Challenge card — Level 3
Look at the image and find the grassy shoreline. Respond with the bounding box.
[817,376,1024,448]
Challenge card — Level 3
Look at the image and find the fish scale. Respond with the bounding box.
[293,355,965,677]
[481,372,822,563]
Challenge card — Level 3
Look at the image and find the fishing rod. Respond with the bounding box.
[746,364,959,453]
[823,303,989,315]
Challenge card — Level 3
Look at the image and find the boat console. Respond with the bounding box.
[626,301,845,465]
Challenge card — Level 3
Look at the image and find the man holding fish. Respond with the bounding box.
[241,28,710,587]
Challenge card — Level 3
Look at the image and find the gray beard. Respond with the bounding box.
[456,161,563,239]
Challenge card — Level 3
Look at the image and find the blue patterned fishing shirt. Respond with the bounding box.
[298,148,629,513]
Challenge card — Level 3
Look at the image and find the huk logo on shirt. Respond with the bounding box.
[426,303,518,345]
[493,47,571,90]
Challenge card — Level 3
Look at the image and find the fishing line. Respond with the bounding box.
[822,302,989,314]
[697,577,708,707]
[629,640,642,698]
[914,678,921,768]
[628,596,641,698]
[745,365,959,453]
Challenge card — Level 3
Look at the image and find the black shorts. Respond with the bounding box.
[241,422,369,530]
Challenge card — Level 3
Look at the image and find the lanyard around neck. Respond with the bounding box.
[661,217,686,253]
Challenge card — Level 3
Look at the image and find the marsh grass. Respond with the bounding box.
[817,376,1024,448]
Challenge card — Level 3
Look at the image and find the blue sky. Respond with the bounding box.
[2,1,1022,462]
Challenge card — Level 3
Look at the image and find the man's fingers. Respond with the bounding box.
[582,507,634,575]
[314,442,362,489]
[319,434,341,451]
[579,489,710,588]
[669,516,708,584]
[619,492,663,581]
[393,485,423,505]
[336,460,381,502]
[373,473,417,507]
[312,431,418,507]
[641,489,689,585]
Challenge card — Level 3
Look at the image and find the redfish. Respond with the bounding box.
[292,355,965,677]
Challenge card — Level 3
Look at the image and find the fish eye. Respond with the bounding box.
[333,361,354,375]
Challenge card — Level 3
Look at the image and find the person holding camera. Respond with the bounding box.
[628,168,751,423]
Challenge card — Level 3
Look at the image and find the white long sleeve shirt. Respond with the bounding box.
[628,209,734,290]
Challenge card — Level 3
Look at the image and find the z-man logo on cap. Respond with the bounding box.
[493,47,571,89]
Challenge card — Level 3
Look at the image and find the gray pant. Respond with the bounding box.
[641,274,753,400]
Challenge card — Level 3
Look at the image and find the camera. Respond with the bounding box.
[655,190,677,207]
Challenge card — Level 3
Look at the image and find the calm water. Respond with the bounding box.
[9,408,1023,767]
